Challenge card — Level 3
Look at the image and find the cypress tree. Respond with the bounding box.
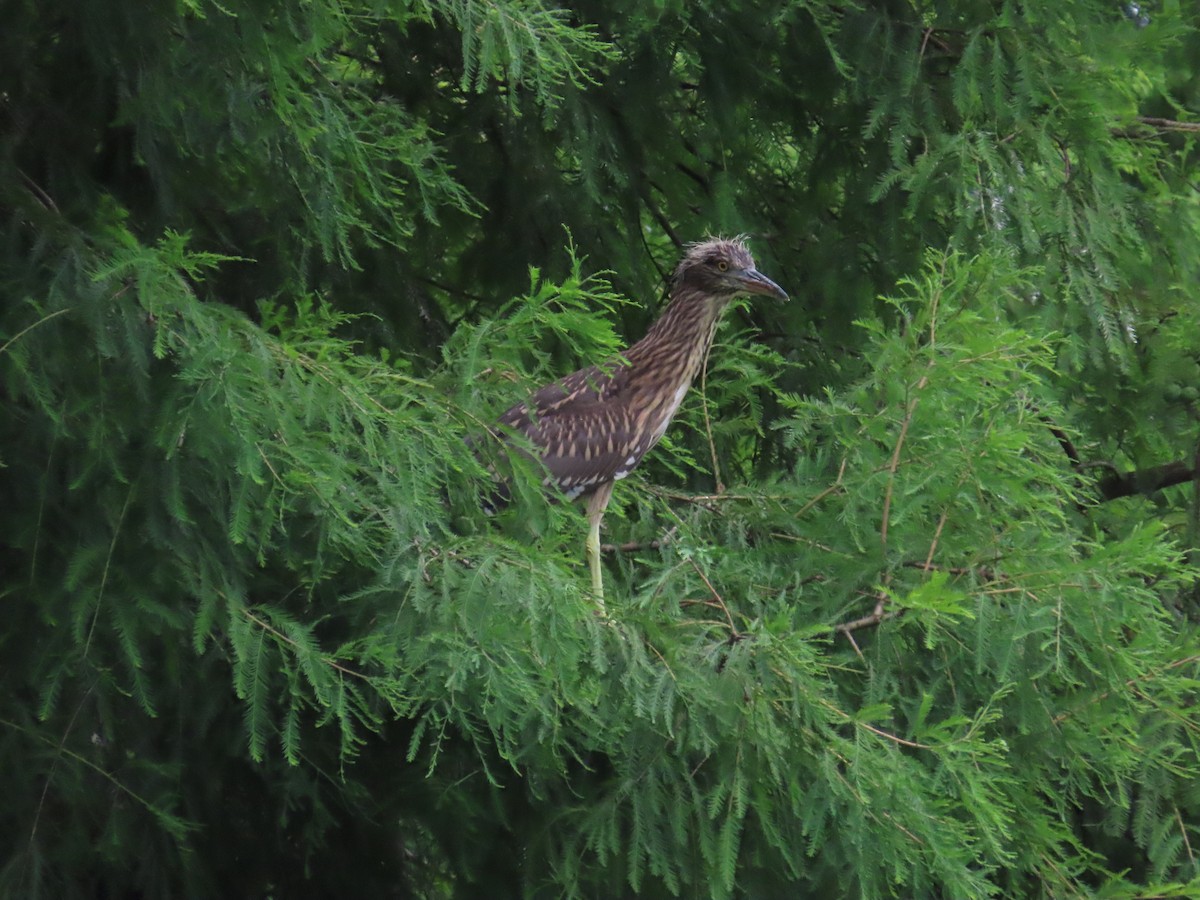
[2,1,1199,896]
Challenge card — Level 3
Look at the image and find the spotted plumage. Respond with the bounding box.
[491,237,787,606]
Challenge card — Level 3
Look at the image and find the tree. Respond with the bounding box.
[2,0,1199,897]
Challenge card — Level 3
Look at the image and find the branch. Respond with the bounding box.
[832,561,1003,653]
[901,560,997,581]
[1095,459,1199,502]
[835,599,892,635]
[601,526,677,555]
[1041,416,1080,467]
[834,592,893,658]
[1133,116,1200,133]
[686,557,738,637]
[1039,412,1200,503]
[1112,117,1200,140]
[882,385,924,551]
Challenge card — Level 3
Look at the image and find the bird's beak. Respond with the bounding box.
[736,268,788,301]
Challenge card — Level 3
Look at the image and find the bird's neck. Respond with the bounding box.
[624,288,729,392]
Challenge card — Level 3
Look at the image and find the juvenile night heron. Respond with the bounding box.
[491,237,787,606]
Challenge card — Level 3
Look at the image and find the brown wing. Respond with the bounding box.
[496,361,657,500]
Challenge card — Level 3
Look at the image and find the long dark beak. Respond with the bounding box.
[737,268,788,301]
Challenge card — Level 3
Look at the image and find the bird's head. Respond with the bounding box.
[672,237,788,303]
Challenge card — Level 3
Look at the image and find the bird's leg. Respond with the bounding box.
[586,516,604,606]
[585,482,614,613]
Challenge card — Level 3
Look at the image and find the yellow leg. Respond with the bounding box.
[585,482,614,613]
[586,515,605,609]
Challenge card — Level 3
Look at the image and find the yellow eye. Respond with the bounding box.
[716,260,728,272]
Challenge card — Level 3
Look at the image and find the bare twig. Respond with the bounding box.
[1178,806,1196,867]
[881,388,922,552]
[857,720,932,750]
[1134,116,1200,133]
[832,560,1004,647]
[601,526,678,555]
[646,485,795,509]
[918,27,933,62]
[1041,416,1081,467]
[19,168,60,213]
[901,560,997,581]
[923,508,949,571]
[797,457,847,518]
[840,625,865,659]
[3,712,188,837]
[685,557,737,636]
[83,483,135,661]
[818,696,932,749]
[601,538,664,554]
[29,684,95,845]
[241,608,372,683]
[770,532,840,554]
[0,307,72,359]
[834,592,893,651]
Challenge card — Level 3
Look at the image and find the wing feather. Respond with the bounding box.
[495,361,655,497]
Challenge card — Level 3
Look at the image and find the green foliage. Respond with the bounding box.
[3,0,1200,898]
[431,0,617,105]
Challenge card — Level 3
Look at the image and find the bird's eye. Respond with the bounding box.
[716,260,728,272]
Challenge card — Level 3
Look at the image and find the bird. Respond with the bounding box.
[489,237,787,608]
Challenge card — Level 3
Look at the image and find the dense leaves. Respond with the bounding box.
[2,1,1200,897]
